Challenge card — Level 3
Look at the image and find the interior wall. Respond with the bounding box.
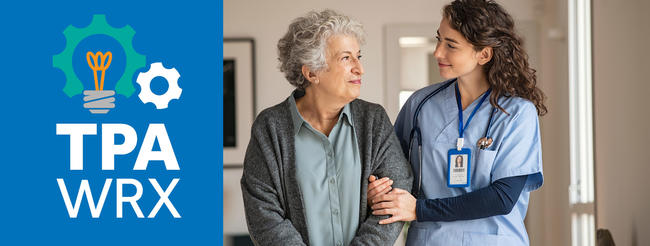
[400,46,434,91]
[527,0,571,245]
[593,0,650,245]
[224,0,537,113]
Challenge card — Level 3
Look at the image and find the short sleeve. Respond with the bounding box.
[491,102,543,192]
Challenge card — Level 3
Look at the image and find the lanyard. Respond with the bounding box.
[454,83,491,150]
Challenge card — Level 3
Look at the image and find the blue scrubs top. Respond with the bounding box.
[395,80,543,246]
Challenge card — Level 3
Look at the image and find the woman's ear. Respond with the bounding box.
[477,46,493,65]
[302,65,319,84]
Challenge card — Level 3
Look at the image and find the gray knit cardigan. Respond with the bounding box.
[241,94,413,246]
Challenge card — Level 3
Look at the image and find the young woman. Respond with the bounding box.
[366,0,546,245]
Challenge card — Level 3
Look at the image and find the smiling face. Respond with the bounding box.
[433,17,487,80]
[310,35,364,104]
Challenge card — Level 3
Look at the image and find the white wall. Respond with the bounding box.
[593,0,650,245]
[400,45,434,91]
[223,0,572,245]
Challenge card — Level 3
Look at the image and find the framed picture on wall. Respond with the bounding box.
[223,38,256,166]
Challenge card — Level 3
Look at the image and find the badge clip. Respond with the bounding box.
[456,138,464,151]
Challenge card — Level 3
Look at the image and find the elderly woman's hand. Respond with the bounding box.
[371,188,417,224]
[367,175,393,206]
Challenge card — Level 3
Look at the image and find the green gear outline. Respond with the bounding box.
[53,14,145,97]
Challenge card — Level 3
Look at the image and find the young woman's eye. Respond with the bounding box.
[447,43,455,49]
[435,36,441,42]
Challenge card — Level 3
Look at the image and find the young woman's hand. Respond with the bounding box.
[371,188,417,224]
[367,175,393,206]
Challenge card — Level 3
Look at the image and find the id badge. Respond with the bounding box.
[447,148,471,187]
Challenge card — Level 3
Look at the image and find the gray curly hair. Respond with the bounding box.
[278,10,366,89]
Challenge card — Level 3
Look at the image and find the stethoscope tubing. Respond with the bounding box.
[408,79,496,197]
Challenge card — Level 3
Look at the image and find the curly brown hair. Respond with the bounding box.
[443,0,547,116]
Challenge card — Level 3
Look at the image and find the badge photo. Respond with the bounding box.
[447,148,471,187]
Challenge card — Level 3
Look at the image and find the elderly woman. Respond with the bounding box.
[241,10,412,246]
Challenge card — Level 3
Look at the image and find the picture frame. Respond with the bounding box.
[223,38,256,167]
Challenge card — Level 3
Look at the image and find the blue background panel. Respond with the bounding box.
[0,1,223,245]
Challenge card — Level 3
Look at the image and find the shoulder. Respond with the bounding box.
[349,99,393,132]
[412,80,453,98]
[405,79,455,109]
[255,100,289,122]
[494,96,539,131]
[350,98,394,125]
[350,98,385,115]
[499,96,538,120]
[251,96,293,135]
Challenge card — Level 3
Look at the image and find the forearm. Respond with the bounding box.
[372,110,413,193]
[349,218,404,246]
[351,107,412,245]
[416,175,527,222]
[241,177,306,245]
[241,130,306,245]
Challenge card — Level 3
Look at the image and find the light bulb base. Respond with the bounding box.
[83,90,115,114]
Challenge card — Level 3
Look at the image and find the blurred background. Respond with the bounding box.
[223,0,650,245]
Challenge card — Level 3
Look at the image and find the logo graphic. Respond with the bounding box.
[137,62,182,109]
[84,51,114,113]
[53,14,182,113]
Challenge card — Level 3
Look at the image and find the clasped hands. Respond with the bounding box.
[367,175,417,224]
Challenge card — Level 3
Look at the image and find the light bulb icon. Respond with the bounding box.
[83,51,115,114]
[53,15,147,114]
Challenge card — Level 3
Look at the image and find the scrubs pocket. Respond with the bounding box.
[462,232,518,246]
[472,149,497,188]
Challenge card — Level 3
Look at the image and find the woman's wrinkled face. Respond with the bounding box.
[433,17,483,79]
[313,35,364,103]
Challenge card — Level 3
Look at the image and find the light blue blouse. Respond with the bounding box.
[289,93,361,246]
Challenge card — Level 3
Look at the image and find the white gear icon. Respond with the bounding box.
[136,62,182,109]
